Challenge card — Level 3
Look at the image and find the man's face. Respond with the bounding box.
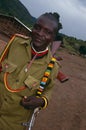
[31,16,57,51]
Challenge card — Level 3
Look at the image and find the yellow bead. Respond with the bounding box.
[44,72,50,76]
[48,63,54,68]
[52,57,56,62]
[37,91,42,95]
[42,77,48,82]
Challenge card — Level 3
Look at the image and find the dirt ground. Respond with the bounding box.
[33,49,86,130]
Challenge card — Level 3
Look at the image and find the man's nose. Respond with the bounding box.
[38,29,44,36]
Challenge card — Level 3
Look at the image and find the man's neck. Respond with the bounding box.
[31,43,48,53]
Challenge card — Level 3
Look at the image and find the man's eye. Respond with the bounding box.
[45,30,52,35]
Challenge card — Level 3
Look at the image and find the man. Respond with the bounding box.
[0,13,60,130]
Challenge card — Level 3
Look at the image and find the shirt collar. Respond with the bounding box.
[31,43,48,54]
[19,37,52,64]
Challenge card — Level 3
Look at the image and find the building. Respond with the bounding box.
[0,14,31,55]
[0,14,31,42]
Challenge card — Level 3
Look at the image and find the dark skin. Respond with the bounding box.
[21,15,58,109]
[31,15,57,51]
[21,96,45,109]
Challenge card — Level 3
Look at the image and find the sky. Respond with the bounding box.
[20,0,86,41]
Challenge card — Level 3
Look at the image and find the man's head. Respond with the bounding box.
[31,13,58,52]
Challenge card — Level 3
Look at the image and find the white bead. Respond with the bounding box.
[25,68,28,72]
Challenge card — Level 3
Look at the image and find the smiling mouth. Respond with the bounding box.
[36,38,41,42]
[34,37,43,42]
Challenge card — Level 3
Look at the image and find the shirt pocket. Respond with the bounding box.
[2,59,17,73]
[24,75,40,91]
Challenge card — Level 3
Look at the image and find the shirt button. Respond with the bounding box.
[5,64,9,68]
[4,98,7,101]
[16,79,19,82]
[25,68,28,72]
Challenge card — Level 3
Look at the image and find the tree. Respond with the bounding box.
[79,46,86,55]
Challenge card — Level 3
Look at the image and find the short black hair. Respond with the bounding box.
[41,12,59,24]
[38,12,59,33]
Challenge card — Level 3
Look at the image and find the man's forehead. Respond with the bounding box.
[36,16,57,28]
[37,16,55,23]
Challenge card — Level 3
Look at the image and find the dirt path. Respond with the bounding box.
[33,49,86,130]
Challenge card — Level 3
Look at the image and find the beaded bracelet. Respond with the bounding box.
[41,96,48,109]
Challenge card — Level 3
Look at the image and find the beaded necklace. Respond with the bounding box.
[36,57,56,96]
[4,57,56,93]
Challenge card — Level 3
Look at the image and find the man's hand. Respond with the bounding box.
[20,96,45,109]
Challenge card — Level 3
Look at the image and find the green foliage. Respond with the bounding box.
[63,35,86,55]
[63,37,77,53]
[79,46,86,55]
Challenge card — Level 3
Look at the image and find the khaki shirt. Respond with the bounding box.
[0,35,60,130]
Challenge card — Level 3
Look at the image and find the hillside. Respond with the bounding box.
[0,0,36,27]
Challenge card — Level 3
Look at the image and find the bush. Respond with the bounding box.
[79,46,86,55]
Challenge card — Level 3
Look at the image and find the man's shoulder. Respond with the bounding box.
[14,33,30,39]
[9,33,31,44]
